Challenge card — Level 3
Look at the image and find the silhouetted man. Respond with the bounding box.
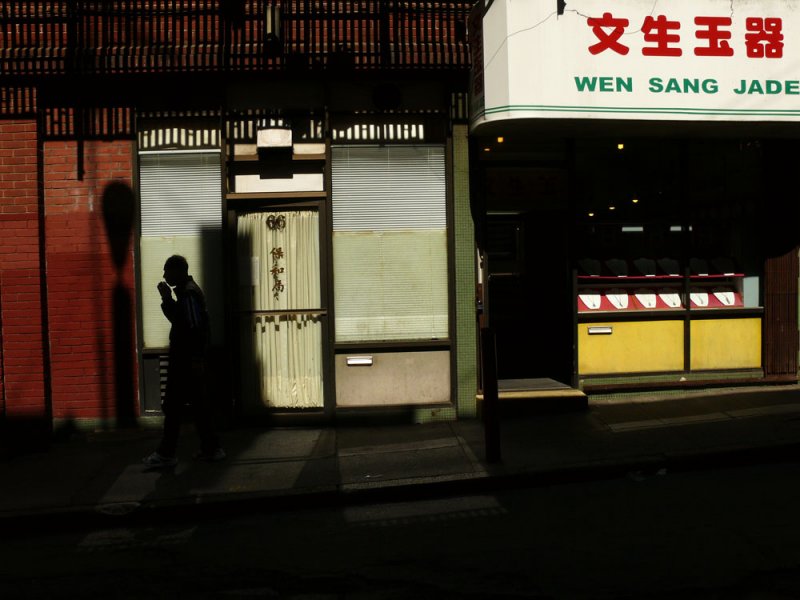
[143,255,225,467]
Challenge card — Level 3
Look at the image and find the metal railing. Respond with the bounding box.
[0,0,471,76]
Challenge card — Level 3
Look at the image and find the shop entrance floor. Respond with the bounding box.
[477,378,588,415]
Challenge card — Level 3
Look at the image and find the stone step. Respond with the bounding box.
[476,378,588,416]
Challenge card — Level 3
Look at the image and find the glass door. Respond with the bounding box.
[237,210,325,410]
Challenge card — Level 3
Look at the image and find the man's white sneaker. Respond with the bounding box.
[142,451,178,467]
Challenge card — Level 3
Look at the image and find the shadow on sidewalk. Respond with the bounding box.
[0,416,52,459]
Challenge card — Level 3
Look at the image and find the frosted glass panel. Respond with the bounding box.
[334,229,448,342]
[140,234,223,349]
[139,151,223,350]
[332,145,448,343]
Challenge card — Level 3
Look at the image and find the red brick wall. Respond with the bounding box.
[43,140,138,422]
[0,119,47,421]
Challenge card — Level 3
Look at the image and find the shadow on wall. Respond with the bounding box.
[233,220,260,421]
[102,181,137,428]
[201,225,235,429]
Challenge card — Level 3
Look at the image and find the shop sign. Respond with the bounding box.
[471,0,800,126]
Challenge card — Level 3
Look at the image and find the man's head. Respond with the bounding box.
[163,255,190,287]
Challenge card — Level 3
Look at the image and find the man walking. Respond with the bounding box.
[143,255,225,467]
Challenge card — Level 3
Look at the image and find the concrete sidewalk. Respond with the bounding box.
[3,384,800,535]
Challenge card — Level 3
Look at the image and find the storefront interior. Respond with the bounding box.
[479,133,799,389]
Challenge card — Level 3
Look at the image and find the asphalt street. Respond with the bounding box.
[3,459,800,599]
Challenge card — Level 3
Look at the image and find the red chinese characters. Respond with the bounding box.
[586,13,784,58]
[642,15,682,56]
[745,17,784,58]
[694,16,733,56]
[587,12,630,55]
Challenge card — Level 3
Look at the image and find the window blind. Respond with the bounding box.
[139,152,222,236]
[332,145,448,342]
[139,151,223,349]
[332,146,446,231]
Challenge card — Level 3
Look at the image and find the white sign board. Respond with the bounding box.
[472,0,800,127]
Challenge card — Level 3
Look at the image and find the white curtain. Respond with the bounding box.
[237,211,323,409]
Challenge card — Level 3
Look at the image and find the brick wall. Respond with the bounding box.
[0,119,48,423]
[43,140,138,423]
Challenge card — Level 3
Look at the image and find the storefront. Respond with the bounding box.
[469,0,800,392]
[0,1,478,434]
[136,85,478,421]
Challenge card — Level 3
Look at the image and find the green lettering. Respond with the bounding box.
[787,80,800,95]
[616,77,633,92]
[702,79,718,94]
[683,79,699,93]
[766,80,782,94]
[574,77,598,92]
[575,75,633,93]
[749,80,764,94]
[649,77,664,93]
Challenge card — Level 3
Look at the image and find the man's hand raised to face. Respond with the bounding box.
[158,281,173,301]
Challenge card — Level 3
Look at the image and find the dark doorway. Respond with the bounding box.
[486,210,573,384]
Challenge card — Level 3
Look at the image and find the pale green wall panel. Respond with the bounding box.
[453,124,478,418]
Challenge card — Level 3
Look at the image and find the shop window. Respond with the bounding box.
[331,146,448,342]
[574,138,762,303]
[139,151,224,349]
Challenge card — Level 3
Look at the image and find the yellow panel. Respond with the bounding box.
[690,318,762,370]
[578,321,684,374]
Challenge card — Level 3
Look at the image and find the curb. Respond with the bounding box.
[2,439,799,538]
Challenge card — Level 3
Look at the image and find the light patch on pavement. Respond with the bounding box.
[188,461,308,495]
[606,403,800,433]
[338,438,459,457]
[78,525,196,552]
[608,413,730,432]
[96,464,167,505]
[455,435,490,477]
[235,429,323,461]
[726,404,800,418]
[343,495,506,527]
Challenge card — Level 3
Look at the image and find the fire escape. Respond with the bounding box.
[0,0,472,134]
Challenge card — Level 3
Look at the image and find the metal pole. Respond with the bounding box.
[480,326,501,463]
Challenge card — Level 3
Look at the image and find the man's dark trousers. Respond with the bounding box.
[157,352,219,458]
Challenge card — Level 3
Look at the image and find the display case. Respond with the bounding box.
[576,257,761,377]
[568,138,773,385]
[576,257,744,314]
